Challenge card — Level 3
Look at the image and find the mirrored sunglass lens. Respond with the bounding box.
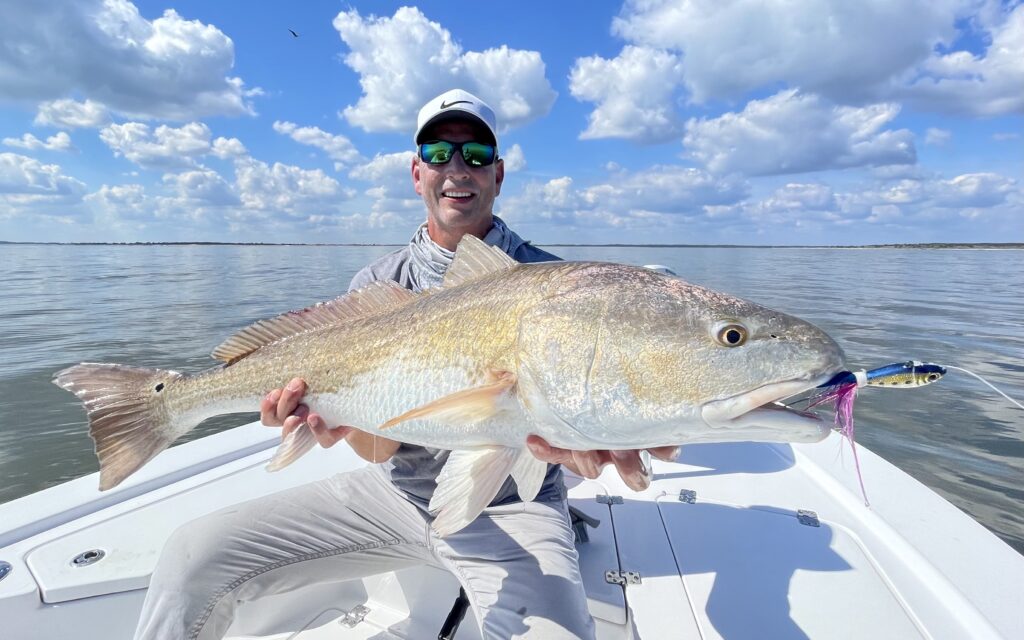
[421,142,454,164]
[462,143,495,166]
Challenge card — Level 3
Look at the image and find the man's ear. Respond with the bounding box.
[411,156,423,196]
[494,157,505,196]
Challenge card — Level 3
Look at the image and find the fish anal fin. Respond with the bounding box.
[380,370,517,429]
[212,281,418,364]
[429,446,519,536]
[441,234,519,288]
[266,422,317,472]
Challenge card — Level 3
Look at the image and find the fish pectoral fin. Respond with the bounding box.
[380,371,517,429]
[429,446,520,537]
[265,422,317,472]
[511,449,547,503]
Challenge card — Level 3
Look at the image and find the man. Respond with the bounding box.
[134,89,674,640]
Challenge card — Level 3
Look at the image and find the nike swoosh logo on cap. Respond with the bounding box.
[440,99,472,109]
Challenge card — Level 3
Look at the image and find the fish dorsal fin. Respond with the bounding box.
[441,234,518,288]
[212,281,418,364]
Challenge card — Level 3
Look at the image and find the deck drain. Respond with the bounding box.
[71,549,106,567]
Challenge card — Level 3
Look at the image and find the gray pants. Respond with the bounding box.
[133,465,596,640]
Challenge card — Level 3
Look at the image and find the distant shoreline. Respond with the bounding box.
[1,241,1022,249]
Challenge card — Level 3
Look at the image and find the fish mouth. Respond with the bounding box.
[700,374,835,442]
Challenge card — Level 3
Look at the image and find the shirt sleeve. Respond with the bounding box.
[347,265,378,293]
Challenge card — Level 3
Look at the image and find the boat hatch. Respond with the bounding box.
[656,495,927,639]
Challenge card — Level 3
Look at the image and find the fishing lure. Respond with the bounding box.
[805,359,1022,509]
[805,361,946,507]
[818,361,947,390]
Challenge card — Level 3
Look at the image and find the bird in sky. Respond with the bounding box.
[288,29,299,38]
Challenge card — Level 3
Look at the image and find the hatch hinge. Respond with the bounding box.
[605,570,642,586]
[797,509,820,527]
[339,604,370,628]
[678,489,697,503]
[596,494,623,505]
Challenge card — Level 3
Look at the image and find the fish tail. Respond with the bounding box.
[53,363,187,491]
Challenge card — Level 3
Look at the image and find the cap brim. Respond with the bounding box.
[416,110,497,146]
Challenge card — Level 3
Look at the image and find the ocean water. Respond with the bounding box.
[1,244,1022,553]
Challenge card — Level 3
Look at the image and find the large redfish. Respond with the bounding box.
[54,235,845,535]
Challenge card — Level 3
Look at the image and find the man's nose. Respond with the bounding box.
[442,151,471,178]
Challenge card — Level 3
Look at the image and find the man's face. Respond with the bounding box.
[412,120,504,244]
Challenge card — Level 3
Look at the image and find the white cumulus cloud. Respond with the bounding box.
[163,169,238,206]
[347,151,420,222]
[85,184,150,221]
[931,172,1017,208]
[742,171,1020,232]
[211,136,247,159]
[33,98,111,129]
[3,132,74,152]
[924,128,952,145]
[609,0,961,104]
[902,4,1024,116]
[0,152,87,197]
[500,165,748,229]
[569,46,686,143]
[333,7,556,134]
[0,0,257,120]
[683,90,916,176]
[502,144,526,172]
[99,121,213,170]
[273,121,362,168]
[233,158,350,213]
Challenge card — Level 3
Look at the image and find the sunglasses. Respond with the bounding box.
[419,140,497,167]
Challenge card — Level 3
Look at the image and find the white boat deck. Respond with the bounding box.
[1,422,1022,639]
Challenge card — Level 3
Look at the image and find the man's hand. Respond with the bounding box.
[260,377,400,462]
[526,435,680,492]
[259,377,351,448]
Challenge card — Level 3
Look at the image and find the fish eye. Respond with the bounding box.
[927,373,939,382]
[714,322,748,347]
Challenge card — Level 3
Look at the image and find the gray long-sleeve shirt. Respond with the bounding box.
[347,235,566,509]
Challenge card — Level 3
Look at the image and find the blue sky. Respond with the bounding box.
[0,0,1020,245]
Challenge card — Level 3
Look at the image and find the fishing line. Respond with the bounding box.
[942,365,1024,411]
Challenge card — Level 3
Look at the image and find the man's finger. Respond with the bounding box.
[308,414,351,449]
[610,450,650,491]
[276,378,306,422]
[571,450,603,479]
[525,435,565,464]
[260,389,283,426]
[647,445,681,462]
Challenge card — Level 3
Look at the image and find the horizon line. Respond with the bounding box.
[2,241,1023,249]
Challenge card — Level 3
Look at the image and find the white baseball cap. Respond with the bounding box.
[414,89,498,148]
